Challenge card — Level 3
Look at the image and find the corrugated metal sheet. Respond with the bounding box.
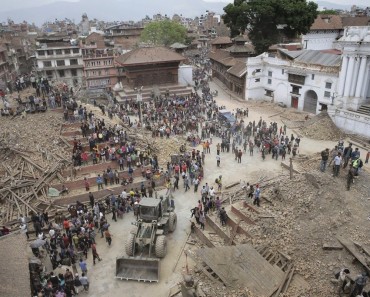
[294,50,341,67]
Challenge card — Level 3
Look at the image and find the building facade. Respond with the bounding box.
[36,37,84,86]
[115,47,185,88]
[82,32,118,90]
[245,50,341,114]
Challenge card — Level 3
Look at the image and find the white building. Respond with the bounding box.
[335,26,370,110]
[245,49,341,114]
[302,15,343,50]
[330,26,370,137]
[36,39,84,86]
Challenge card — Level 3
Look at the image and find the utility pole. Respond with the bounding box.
[136,86,143,123]
[289,158,293,180]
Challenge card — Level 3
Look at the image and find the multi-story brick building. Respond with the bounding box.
[36,36,84,86]
[82,33,118,90]
[104,23,144,50]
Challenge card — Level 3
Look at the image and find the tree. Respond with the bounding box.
[319,9,338,15]
[222,0,318,54]
[141,20,187,47]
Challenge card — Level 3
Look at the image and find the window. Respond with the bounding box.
[255,78,260,82]
[47,50,54,55]
[265,90,273,97]
[255,69,261,73]
[58,70,65,77]
[71,69,77,77]
[311,74,315,80]
[282,69,284,75]
[55,49,62,55]
[38,50,45,56]
[70,59,78,65]
[268,79,272,85]
[43,61,52,67]
[46,70,53,77]
[73,48,80,54]
[291,85,301,95]
[325,82,332,89]
[268,71,272,77]
[57,60,65,66]
[288,74,305,85]
[64,49,70,54]
[324,91,331,98]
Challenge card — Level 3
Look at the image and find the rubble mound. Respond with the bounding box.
[299,112,345,141]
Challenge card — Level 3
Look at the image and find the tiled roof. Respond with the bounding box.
[115,47,185,65]
[310,15,343,30]
[225,44,254,54]
[227,59,247,78]
[211,36,232,45]
[209,50,235,67]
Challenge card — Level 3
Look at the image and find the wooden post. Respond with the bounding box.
[289,158,293,180]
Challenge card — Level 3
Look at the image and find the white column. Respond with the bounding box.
[344,56,355,97]
[355,56,368,98]
[338,56,348,96]
[350,57,360,97]
[362,64,370,98]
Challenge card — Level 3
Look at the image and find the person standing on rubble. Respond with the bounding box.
[347,165,355,191]
[253,184,261,207]
[320,148,330,172]
[333,152,342,177]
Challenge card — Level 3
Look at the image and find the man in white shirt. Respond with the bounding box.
[333,152,342,177]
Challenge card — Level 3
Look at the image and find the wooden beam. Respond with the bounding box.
[336,235,370,275]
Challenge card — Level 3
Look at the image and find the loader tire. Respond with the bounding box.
[155,235,167,258]
[168,212,177,232]
[125,233,136,256]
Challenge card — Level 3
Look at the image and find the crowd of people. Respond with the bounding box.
[320,141,369,190]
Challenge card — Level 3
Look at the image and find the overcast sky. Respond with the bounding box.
[0,0,368,12]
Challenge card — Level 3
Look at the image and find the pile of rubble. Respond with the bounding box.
[186,150,370,296]
[299,112,345,141]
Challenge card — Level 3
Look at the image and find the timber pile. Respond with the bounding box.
[0,142,69,225]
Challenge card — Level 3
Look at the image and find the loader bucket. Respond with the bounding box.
[115,256,160,282]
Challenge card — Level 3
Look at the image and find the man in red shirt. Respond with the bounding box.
[63,218,70,232]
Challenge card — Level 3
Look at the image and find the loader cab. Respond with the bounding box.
[139,197,171,222]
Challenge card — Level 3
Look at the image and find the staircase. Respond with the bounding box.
[357,104,370,116]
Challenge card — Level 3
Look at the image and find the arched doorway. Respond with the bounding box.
[303,90,318,113]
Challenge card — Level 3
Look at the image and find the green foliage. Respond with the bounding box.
[222,0,318,54]
[141,20,187,47]
[319,9,338,15]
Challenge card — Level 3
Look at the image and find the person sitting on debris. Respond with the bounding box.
[334,268,351,295]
